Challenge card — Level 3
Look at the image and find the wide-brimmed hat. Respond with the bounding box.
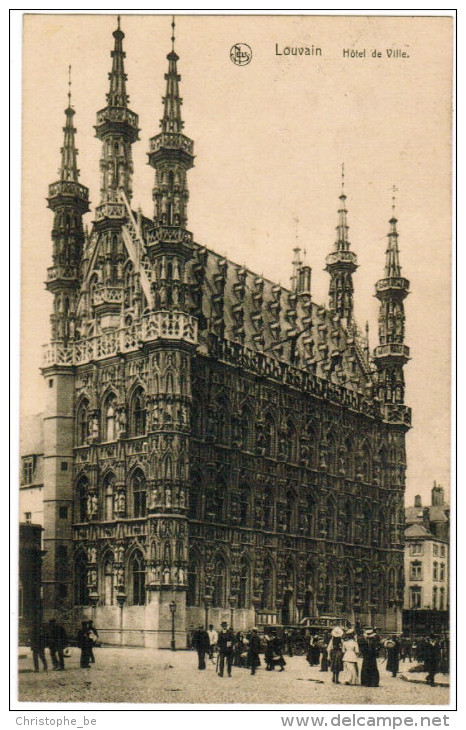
[385,639,395,648]
[221,621,228,626]
[251,626,258,632]
[331,627,344,638]
[364,628,376,637]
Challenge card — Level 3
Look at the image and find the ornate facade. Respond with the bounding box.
[41,19,410,646]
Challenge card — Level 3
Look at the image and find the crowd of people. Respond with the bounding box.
[28,617,448,689]
[191,622,448,687]
[28,618,99,672]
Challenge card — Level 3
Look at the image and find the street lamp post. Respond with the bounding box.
[169,600,177,651]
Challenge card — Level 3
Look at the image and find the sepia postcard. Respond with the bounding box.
[15,11,454,715]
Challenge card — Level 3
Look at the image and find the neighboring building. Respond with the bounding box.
[19,523,43,643]
[36,18,410,646]
[19,413,45,528]
[403,484,449,635]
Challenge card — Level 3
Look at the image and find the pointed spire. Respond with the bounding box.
[335,163,350,251]
[325,166,357,321]
[385,186,401,277]
[59,66,79,182]
[107,15,128,108]
[161,15,184,134]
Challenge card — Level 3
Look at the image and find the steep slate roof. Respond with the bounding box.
[184,243,372,393]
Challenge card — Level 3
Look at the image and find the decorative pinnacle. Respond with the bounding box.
[117,14,121,31]
[391,184,398,218]
[171,15,176,52]
[67,65,72,108]
[341,162,345,195]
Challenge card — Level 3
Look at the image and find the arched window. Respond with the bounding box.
[285,491,295,533]
[102,554,114,606]
[74,552,88,606]
[76,476,88,523]
[433,586,438,609]
[361,504,372,544]
[342,568,353,613]
[342,500,352,542]
[131,387,146,436]
[324,568,335,613]
[306,494,316,536]
[325,498,336,540]
[239,484,249,525]
[303,562,316,618]
[164,454,173,480]
[261,560,274,610]
[212,555,227,608]
[241,407,253,451]
[216,395,229,444]
[264,488,274,530]
[130,551,145,606]
[165,371,174,394]
[103,393,117,442]
[77,400,89,446]
[187,552,200,606]
[189,471,201,519]
[213,476,226,522]
[307,428,317,469]
[360,443,372,482]
[264,414,275,457]
[131,469,146,518]
[344,437,354,479]
[439,587,445,610]
[103,473,115,521]
[326,433,336,474]
[286,419,297,462]
[238,558,250,609]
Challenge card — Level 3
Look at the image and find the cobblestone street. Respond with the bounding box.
[18,647,449,706]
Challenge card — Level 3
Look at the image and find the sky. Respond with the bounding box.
[20,13,453,506]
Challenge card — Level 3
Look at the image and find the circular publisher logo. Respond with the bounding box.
[230,43,252,66]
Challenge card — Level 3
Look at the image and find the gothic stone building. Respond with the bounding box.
[40,19,410,646]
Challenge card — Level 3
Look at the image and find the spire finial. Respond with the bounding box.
[391,184,398,217]
[171,15,176,52]
[117,14,121,31]
[67,64,72,107]
[341,162,345,195]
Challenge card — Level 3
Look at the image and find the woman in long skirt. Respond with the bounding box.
[328,629,344,684]
[342,631,359,685]
[385,636,401,677]
[360,630,380,687]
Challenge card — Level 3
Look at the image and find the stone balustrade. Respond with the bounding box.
[374,343,410,358]
[46,265,79,281]
[149,132,194,155]
[375,276,410,293]
[92,286,124,306]
[95,107,139,128]
[42,311,198,366]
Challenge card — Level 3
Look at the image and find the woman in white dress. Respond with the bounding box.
[342,631,360,685]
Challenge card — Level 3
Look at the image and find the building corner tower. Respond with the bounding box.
[42,76,89,621]
[143,18,197,647]
[373,204,411,632]
[325,170,358,326]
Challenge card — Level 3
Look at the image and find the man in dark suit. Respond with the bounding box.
[47,618,68,671]
[424,635,441,686]
[217,621,236,677]
[192,624,210,670]
[30,623,47,672]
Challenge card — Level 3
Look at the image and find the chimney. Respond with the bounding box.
[431,483,444,506]
[414,495,422,508]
